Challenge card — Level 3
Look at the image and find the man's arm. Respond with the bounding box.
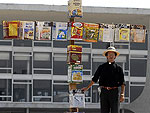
[81,81,95,92]
[120,84,125,102]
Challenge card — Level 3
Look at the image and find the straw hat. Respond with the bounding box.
[103,46,120,57]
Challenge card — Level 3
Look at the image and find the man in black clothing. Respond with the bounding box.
[82,46,125,113]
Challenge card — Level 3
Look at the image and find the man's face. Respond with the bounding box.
[106,51,116,62]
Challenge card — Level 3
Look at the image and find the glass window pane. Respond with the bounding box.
[0,52,12,68]
[53,84,69,102]
[53,61,67,75]
[34,70,51,74]
[13,84,32,102]
[130,86,144,102]
[82,53,91,69]
[0,79,12,96]
[0,69,11,73]
[92,85,99,103]
[33,52,52,68]
[130,59,147,77]
[33,97,51,102]
[13,40,32,47]
[13,56,32,74]
[33,80,52,96]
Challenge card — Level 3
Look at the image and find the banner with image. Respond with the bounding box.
[68,22,83,40]
[52,22,67,41]
[36,21,51,40]
[115,24,130,42]
[130,25,146,43]
[20,21,35,40]
[99,24,114,42]
[3,21,20,39]
[83,23,99,42]
[68,0,82,18]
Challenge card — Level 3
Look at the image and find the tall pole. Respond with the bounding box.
[69,17,79,112]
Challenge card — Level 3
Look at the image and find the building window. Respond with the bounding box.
[13,55,32,74]
[130,59,146,77]
[33,52,52,74]
[53,53,67,75]
[53,82,69,102]
[0,79,12,101]
[13,80,32,102]
[92,85,99,103]
[33,80,52,102]
[0,52,12,74]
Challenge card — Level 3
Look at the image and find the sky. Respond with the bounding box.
[0,0,150,9]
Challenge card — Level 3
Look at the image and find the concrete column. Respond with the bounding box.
[26,108,29,113]
[123,17,150,113]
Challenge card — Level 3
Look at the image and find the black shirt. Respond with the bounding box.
[92,62,125,87]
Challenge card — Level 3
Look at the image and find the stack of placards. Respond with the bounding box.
[68,0,83,18]
[67,45,82,64]
[52,22,68,41]
[115,24,130,42]
[130,25,146,43]
[36,21,51,40]
[3,21,20,39]
[83,23,99,42]
[68,22,83,40]
[68,64,83,83]
[99,23,115,42]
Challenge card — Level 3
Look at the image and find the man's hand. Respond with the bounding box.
[81,87,88,92]
[120,94,125,102]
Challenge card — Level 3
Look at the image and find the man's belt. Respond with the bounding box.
[101,86,118,90]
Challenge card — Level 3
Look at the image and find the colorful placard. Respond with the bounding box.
[99,24,115,42]
[83,23,99,42]
[68,22,83,40]
[52,22,67,41]
[3,21,20,39]
[20,21,35,40]
[130,25,146,43]
[68,64,83,83]
[68,0,82,18]
[115,24,130,42]
[36,21,51,40]
[67,45,82,64]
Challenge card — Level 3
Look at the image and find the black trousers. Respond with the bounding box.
[100,88,119,113]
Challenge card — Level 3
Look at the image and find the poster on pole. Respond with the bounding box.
[130,25,146,43]
[36,21,51,40]
[68,22,83,40]
[68,64,83,83]
[83,23,99,42]
[68,0,82,18]
[3,21,20,39]
[99,24,114,42]
[67,45,82,64]
[115,24,130,42]
[52,22,68,41]
[20,21,35,40]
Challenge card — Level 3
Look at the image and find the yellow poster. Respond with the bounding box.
[119,28,130,41]
[9,23,18,36]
